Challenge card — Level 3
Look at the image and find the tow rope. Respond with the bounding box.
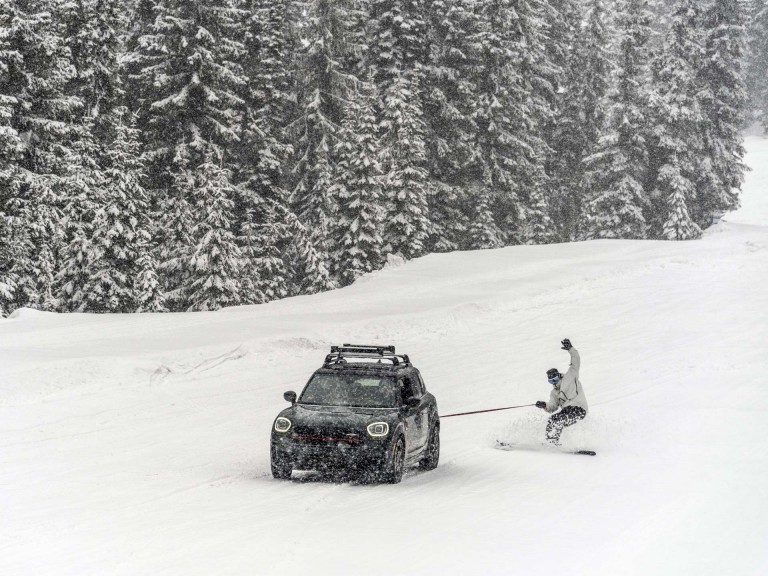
[440,403,535,418]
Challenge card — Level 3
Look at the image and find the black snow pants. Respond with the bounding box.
[545,406,586,444]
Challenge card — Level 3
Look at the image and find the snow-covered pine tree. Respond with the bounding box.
[470,0,557,247]
[498,0,557,245]
[6,0,81,177]
[186,153,244,311]
[0,0,24,315]
[548,0,612,241]
[340,0,370,80]
[54,0,129,314]
[86,111,160,312]
[522,184,556,245]
[545,0,580,87]
[18,193,62,311]
[379,69,431,258]
[696,0,748,226]
[544,0,580,241]
[745,0,768,129]
[120,107,164,314]
[2,0,84,311]
[155,165,196,310]
[134,235,166,312]
[128,0,247,309]
[369,0,427,80]
[60,0,123,139]
[647,0,704,240]
[0,217,20,317]
[129,0,246,173]
[465,0,516,250]
[369,0,431,259]
[579,0,613,149]
[423,0,479,251]
[0,211,23,318]
[581,0,655,240]
[283,210,335,295]
[56,226,95,313]
[467,182,504,250]
[121,0,159,116]
[237,199,288,304]
[291,0,356,273]
[329,79,385,287]
[0,213,19,316]
[236,0,294,303]
[55,122,106,312]
[659,162,702,240]
[581,153,648,239]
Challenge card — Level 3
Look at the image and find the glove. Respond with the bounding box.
[560,338,572,350]
[535,401,547,410]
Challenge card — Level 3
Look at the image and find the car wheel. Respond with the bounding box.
[382,436,405,484]
[420,425,440,471]
[271,448,292,480]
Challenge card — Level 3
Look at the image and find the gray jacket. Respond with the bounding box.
[545,348,589,414]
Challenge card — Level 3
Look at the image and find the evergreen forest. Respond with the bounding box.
[1,0,766,315]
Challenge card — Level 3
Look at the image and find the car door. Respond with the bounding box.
[399,375,421,452]
[412,371,430,449]
[401,372,429,451]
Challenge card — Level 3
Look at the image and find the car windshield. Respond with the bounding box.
[299,373,398,408]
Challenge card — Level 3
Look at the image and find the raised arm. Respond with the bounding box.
[560,339,579,378]
[567,347,580,377]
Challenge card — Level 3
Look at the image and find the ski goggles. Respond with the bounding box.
[548,375,561,385]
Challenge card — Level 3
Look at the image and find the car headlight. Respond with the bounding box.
[367,422,389,437]
[274,417,292,433]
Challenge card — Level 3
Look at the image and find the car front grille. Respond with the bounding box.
[292,422,365,444]
[291,433,364,444]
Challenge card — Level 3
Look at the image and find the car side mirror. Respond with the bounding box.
[284,391,297,404]
[406,396,420,408]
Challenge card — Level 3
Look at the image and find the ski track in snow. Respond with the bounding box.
[1,135,768,575]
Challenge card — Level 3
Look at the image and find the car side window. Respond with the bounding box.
[415,371,427,395]
[403,374,421,399]
[397,378,408,404]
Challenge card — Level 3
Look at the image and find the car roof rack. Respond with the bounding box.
[323,343,411,367]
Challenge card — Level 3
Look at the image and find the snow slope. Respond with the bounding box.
[2,136,767,576]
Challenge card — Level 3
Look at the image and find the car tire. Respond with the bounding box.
[271,448,292,480]
[382,436,405,484]
[420,425,440,471]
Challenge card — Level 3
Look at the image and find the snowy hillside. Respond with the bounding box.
[2,135,767,576]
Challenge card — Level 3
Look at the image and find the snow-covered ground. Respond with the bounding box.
[2,137,767,576]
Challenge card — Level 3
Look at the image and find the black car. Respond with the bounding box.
[270,344,440,483]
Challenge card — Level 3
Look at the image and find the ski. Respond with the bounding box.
[495,440,596,456]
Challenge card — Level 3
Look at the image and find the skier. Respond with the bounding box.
[535,339,589,446]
